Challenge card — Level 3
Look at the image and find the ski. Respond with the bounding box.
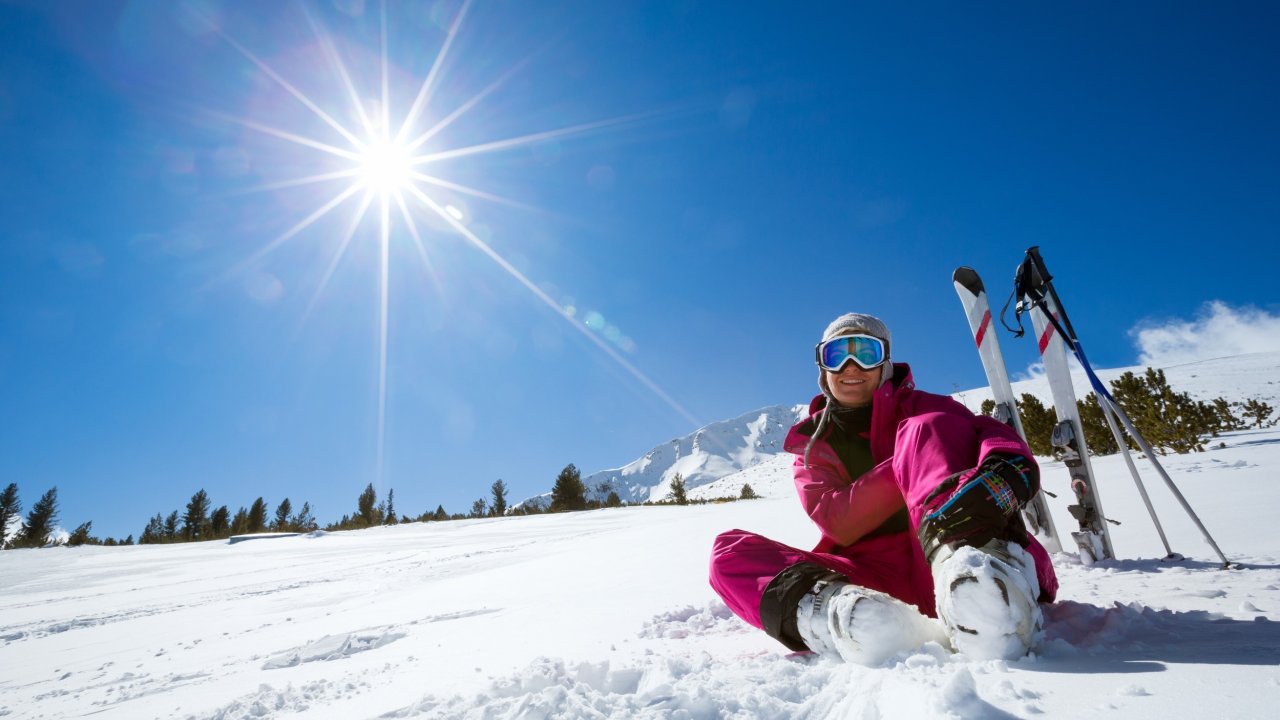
[952,267,1063,554]
[1007,254,1115,564]
[1010,246,1232,568]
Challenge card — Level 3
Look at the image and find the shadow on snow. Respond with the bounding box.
[1026,599,1280,674]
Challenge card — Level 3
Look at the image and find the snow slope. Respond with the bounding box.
[3,357,1280,719]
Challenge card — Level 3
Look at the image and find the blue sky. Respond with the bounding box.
[3,1,1278,540]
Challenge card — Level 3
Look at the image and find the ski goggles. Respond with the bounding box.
[815,334,888,372]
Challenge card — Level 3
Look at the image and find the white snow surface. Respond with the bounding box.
[4,354,1280,719]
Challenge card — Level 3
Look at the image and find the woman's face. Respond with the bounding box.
[826,362,881,407]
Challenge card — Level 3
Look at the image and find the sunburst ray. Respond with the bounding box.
[402,49,536,155]
[404,184,701,428]
[209,110,362,161]
[211,25,366,152]
[409,172,540,213]
[303,5,378,139]
[393,190,444,292]
[394,0,474,146]
[296,189,377,334]
[409,111,658,166]
[229,168,362,196]
[215,182,364,288]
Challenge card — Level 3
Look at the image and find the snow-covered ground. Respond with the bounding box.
[4,358,1280,718]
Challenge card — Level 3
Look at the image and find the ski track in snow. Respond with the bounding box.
[4,355,1280,719]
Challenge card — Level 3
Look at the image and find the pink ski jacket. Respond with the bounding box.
[782,362,1058,601]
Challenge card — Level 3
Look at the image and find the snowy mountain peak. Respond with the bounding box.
[521,404,807,509]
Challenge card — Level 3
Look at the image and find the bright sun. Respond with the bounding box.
[356,136,414,196]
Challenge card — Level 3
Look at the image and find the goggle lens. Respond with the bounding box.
[817,335,886,371]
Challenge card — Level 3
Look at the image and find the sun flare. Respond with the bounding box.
[209,0,698,483]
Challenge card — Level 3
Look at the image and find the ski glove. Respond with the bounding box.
[918,454,1039,563]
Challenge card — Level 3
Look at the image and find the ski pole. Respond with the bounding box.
[1021,247,1233,569]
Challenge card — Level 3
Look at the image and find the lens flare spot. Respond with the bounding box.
[245,271,285,304]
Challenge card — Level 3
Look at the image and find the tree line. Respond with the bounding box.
[324,478,515,529]
[980,368,1275,457]
[2,455,772,551]
[0,484,81,549]
[138,490,317,544]
[512,465,759,514]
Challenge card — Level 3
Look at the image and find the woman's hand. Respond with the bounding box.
[917,454,1038,562]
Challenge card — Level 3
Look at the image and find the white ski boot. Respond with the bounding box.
[796,576,948,665]
[931,540,1042,660]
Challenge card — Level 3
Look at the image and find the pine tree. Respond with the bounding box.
[274,498,293,531]
[229,507,249,536]
[667,473,688,505]
[1110,368,1215,454]
[183,489,212,541]
[1077,394,1119,455]
[1242,398,1275,428]
[1015,394,1056,456]
[433,504,448,521]
[0,483,20,549]
[1208,398,1243,434]
[210,506,231,537]
[605,491,623,508]
[740,483,759,500]
[247,498,268,533]
[384,489,397,525]
[357,484,378,527]
[163,510,180,541]
[979,399,996,417]
[470,498,488,518]
[490,480,508,517]
[12,487,59,548]
[549,463,586,513]
[289,502,316,532]
[67,521,94,547]
[140,513,164,544]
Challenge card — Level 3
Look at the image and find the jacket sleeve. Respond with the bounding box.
[793,453,906,547]
[971,411,1038,464]
[934,395,1040,479]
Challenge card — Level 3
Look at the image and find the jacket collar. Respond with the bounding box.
[785,362,915,456]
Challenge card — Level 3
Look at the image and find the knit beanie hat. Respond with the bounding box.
[805,312,894,467]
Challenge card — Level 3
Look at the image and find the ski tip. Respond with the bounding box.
[952,266,985,294]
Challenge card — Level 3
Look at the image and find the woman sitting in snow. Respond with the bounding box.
[708,312,1058,663]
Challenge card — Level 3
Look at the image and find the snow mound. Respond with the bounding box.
[637,602,750,641]
[384,648,1026,720]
